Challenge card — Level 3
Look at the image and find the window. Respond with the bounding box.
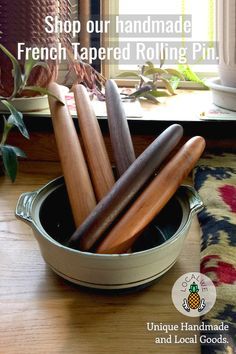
[59,0,101,83]
[103,0,217,82]
[58,0,78,83]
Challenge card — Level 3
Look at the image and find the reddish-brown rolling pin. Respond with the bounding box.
[105,79,136,176]
[48,82,96,227]
[73,84,115,201]
[66,124,183,251]
[96,136,206,254]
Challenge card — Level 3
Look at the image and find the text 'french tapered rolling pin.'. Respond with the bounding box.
[74,84,115,201]
[96,136,206,254]
[48,83,96,228]
[67,124,184,251]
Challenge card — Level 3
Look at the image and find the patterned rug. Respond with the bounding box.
[193,153,236,354]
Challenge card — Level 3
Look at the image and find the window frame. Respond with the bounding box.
[101,0,218,88]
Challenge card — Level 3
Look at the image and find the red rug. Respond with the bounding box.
[193,153,236,354]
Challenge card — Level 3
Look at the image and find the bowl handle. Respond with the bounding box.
[180,185,204,216]
[15,191,38,224]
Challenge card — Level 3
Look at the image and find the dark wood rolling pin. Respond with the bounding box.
[96,136,206,254]
[48,82,96,227]
[73,84,115,201]
[66,124,184,251]
[105,79,136,176]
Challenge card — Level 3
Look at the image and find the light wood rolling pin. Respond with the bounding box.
[67,124,183,251]
[73,84,115,201]
[105,79,136,176]
[96,136,206,254]
[48,82,96,227]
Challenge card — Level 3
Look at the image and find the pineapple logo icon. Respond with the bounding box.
[171,273,216,317]
[182,282,206,313]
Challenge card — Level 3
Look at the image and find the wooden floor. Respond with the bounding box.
[0,161,201,354]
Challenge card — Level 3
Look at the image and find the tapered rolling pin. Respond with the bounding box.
[96,136,206,254]
[67,124,184,251]
[74,84,115,201]
[105,79,136,176]
[48,83,96,227]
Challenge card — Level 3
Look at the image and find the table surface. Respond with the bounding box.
[0,161,201,354]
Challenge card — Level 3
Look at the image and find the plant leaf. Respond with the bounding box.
[116,71,140,78]
[160,54,165,68]
[24,86,65,105]
[0,44,22,99]
[0,145,18,182]
[149,90,170,98]
[10,146,27,158]
[160,78,175,95]
[24,55,49,85]
[145,61,154,68]
[178,64,208,88]
[165,69,185,80]
[144,67,168,76]
[139,75,153,84]
[129,85,152,97]
[1,100,29,139]
[140,92,160,104]
[169,76,181,90]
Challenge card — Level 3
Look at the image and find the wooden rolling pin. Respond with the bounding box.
[105,79,136,176]
[96,136,206,254]
[66,124,183,251]
[74,84,115,201]
[48,82,96,227]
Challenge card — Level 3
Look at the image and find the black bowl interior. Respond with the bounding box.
[39,184,183,252]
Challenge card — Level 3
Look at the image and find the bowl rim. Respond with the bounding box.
[206,77,236,93]
[18,176,198,259]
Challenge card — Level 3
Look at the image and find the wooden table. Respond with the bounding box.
[0,161,201,354]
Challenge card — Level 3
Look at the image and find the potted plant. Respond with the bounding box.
[0,0,61,99]
[0,0,106,181]
[118,61,184,104]
[0,44,65,182]
[0,2,62,182]
[0,0,106,103]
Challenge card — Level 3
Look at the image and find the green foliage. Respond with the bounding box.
[0,144,26,182]
[0,110,29,182]
[0,44,64,101]
[0,145,18,182]
[1,100,29,139]
[178,64,209,88]
[116,71,139,78]
[0,44,64,182]
[117,61,184,104]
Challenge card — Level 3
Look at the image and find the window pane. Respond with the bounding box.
[117,0,217,73]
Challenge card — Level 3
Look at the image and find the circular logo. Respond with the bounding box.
[171,272,216,317]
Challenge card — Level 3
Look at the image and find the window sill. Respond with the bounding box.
[139,89,212,122]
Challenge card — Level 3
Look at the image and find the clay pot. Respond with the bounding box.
[0,0,71,97]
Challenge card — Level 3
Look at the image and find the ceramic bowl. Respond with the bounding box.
[0,95,49,112]
[0,85,69,112]
[206,78,236,112]
[15,177,203,291]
